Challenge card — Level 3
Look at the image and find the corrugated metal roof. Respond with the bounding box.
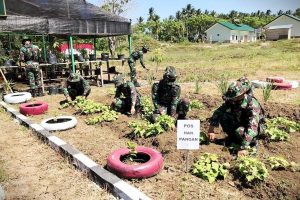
[268,24,293,30]
[218,21,255,31]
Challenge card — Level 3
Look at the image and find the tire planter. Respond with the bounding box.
[40,116,77,131]
[19,102,48,115]
[107,146,164,179]
[266,77,285,83]
[251,80,271,88]
[3,92,32,104]
[286,80,299,89]
[272,82,293,90]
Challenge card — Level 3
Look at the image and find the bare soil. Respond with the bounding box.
[0,108,114,200]
[7,82,299,200]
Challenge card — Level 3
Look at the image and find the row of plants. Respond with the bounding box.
[128,114,175,138]
[60,96,118,124]
[192,153,300,184]
[264,117,300,141]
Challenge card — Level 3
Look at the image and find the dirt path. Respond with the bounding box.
[0,108,115,200]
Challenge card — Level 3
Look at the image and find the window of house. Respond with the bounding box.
[240,36,243,40]
[232,35,235,40]
[236,36,238,40]
[217,34,220,36]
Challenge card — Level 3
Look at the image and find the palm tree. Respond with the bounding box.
[285,10,292,15]
[137,16,144,24]
[148,7,155,21]
[277,10,283,16]
[295,8,300,17]
[176,11,181,19]
[196,9,201,15]
[266,9,271,16]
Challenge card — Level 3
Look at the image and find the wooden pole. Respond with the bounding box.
[0,68,13,93]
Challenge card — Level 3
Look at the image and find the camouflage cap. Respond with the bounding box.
[164,66,177,82]
[113,74,124,86]
[67,73,81,82]
[224,79,251,101]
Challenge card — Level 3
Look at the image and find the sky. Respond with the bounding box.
[87,0,299,22]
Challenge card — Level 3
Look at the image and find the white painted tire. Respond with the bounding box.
[251,80,271,88]
[40,116,77,131]
[4,92,32,104]
[286,80,299,89]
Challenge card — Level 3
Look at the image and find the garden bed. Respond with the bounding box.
[7,83,300,200]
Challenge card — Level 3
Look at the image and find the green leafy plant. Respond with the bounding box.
[265,117,300,141]
[237,157,268,183]
[126,141,137,161]
[262,83,273,102]
[192,153,229,183]
[266,156,289,170]
[194,78,201,94]
[216,74,229,95]
[189,100,205,110]
[140,96,154,119]
[85,110,118,125]
[128,114,175,138]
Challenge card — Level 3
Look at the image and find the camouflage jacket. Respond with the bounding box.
[128,50,145,68]
[19,45,39,64]
[210,94,263,147]
[115,81,141,105]
[63,77,90,97]
[152,79,181,115]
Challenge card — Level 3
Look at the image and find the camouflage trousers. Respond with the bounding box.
[128,60,137,83]
[219,112,258,146]
[68,88,91,101]
[112,98,141,114]
[26,67,41,90]
[153,98,190,121]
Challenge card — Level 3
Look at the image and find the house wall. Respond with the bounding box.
[265,15,300,37]
[206,23,231,42]
[230,30,256,43]
[266,28,291,40]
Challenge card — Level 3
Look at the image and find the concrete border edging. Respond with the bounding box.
[0,101,151,200]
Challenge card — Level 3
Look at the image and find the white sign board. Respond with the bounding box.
[177,120,200,150]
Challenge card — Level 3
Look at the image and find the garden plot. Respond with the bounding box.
[7,83,299,200]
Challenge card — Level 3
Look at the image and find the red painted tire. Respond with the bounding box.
[19,102,48,115]
[107,146,164,179]
[266,77,285,83]
[272,82,293,90]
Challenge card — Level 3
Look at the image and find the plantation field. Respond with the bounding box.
[3,39,300,199]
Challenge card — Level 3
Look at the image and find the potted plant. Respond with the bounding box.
[116,45,126,60]
[101,52,109,61]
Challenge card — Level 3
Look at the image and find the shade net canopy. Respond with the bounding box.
[0,0,131,36]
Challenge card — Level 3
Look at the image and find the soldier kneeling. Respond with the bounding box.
[207,77,265,157]
[63,73,91,101]
[151,66,190,121]
[111,75,141,115]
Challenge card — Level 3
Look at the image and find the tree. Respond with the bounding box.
[266,9,271,16]
[137,17,144,24]
[295,8,300,17]
[148,7,155,21]
[277,10,283,15]
[100,0,132,57]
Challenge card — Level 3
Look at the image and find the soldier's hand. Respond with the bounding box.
[66,96,71,102]
[237,150,248,157]
[130,106,136,115]
[208,132,216,141]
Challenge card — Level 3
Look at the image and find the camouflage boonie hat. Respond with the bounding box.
[224,79,251,101]
[164,66,177,81]
[67,73,81,82]
[113,74,124,86]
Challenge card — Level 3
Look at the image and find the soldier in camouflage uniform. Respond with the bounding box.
[19,37,41,91]
[128,46,149,87]
[63,73,91,101]
[111,75,141,115]
[152,66,190,121]
[207,77,265,157]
